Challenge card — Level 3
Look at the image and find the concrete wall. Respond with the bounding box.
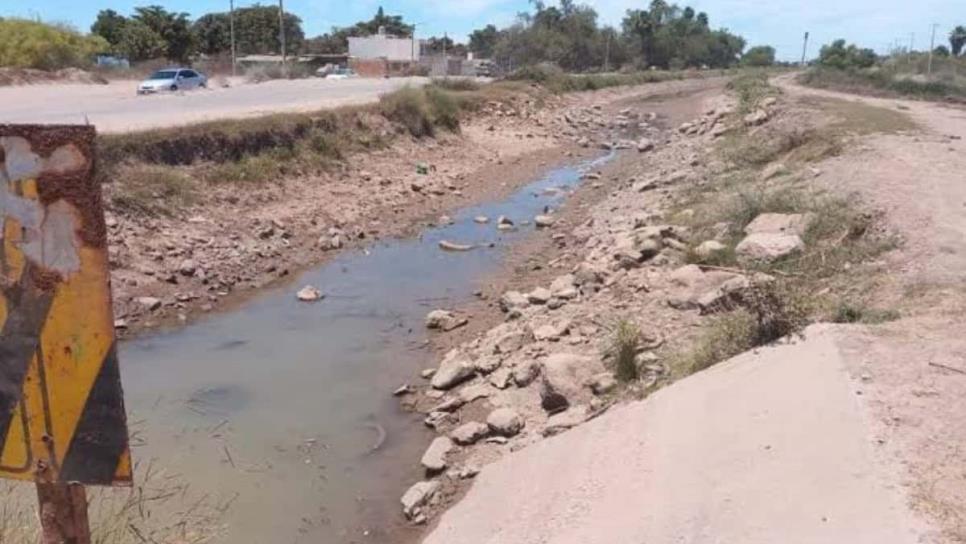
[348,35,417,62]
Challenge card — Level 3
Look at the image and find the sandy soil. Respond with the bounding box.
[0,76,428,132]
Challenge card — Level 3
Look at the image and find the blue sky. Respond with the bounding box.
[4,0,963,61]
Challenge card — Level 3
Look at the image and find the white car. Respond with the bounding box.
[324,68,358,80]
[137,68,208,94]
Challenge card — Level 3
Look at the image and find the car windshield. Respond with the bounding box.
[149,70,178,80]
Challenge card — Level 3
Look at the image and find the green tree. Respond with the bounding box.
[91,9,127,49]
[117,19,166,61]
[741,45,775,66]
[132,5,195,62]
[192,13,231,55]
[469,24,499,57]
[933,44,950,57]
[192,5,303,56]
[0,18,108,69]
[818,39,876,69]
[951,26,966,56]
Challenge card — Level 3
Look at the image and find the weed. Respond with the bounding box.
[110,166,198,216]
[431,78,481,91]
[609,319,642,382]
[727,70,780,112]
[678,309,757,373]
[831,300,901,324]
[799,66,966,102]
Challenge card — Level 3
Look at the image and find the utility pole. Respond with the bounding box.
[800,31,809,66]
[229,0,237,77]
[927,23,939,76]
[909,32,915,53]
[279,0,286,64]
[604,31,612,72]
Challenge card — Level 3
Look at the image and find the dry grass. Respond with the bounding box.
[608,319,642,382]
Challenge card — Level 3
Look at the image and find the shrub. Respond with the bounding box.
[609,319,642,382]
[0,19,107,70]
[380,87,436,137]
[431,77,481,91]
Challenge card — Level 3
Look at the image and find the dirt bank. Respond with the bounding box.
[404,73,965,541]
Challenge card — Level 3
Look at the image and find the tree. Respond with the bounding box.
[469,24,499,57]
[132,6,195,62]
[818,39,876,69]
[192,13,231,55]
[622,2,744,69]
[117,20,166,61]
[951,26,966,56]
[741,45,775,67]
[91,9,127,49]
[0,18,108,69]
[933,44,951,57]
[192,5,304,56]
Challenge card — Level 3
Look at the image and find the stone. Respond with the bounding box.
[694,240,728,260]
[401,480,440,519]
[542,405,589,437]
[136,296,162,311]
[573,262,604,286]
[590,372,617,395]
[296,285,323,302]
[431,350,476,390]
[473,216,490,224]
[450,422,490,445]
[497,215,514,227]
[549,274,578,299]
[473,355,501,374]
[425,310,468,331]
[458,464,481,479]
[761,162,787,180]
[744,213,814,236]
[488,368,513,389]
[539,353,605,413]
[439,240,474,251]
[512,361,540,387]
[393,384,413,396]
[761,96,778,108]
[532,320,570,342]
[710,123,729,137]
[459,384,491,404]
[534,215,555,228]
[499,291,530,312]
[696,275,751,313]
[527,287,552,305]
[494,330,531,354]
[421,436,453,473]
[735,233,805,262]
[179,259,197,276]
[743,109,769,126]
[487,408,524,437]
[420,368,437,379]
[636,137,655,152]
[670,264,705,287]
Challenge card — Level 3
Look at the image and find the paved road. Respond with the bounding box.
[0,77,428,133]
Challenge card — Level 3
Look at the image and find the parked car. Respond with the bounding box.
[324,68,357,80]
[137,68,207,94]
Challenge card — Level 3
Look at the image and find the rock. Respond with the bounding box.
[420,368,437,379]
[431,350,476,390]
[532,320,570,341]
[439,240,475,251]
[178,259,197,276]
[487,407,524,437]
[736,233,805,262]
[636,138,654,152]
[459,384,491,403]
[534,215,555,228]
[458,464,481,479]
[539,353,605,413]
[761,162,787,180]
[393,384,413,396]
[494,330,531,354]
[489,368,513,389]
[694,240,728,260]
[527,287,552,305]
[638,237,663,260]
[497,215,514,227]
[113,318,128,329]
[410,180,426,193]
[542,405,589,437]
[549,274,578,299]
[573,262,604,286]
[420,437,453,473]
[473,216,490,224]
[473,355,501,374]
[296,285,323,302]
[425,310,468,331]
[710,123,729,137]
[744,213,814,236]
[743,109,769,126]
[696,275,751,313]
[670,264,705,287]
[512,360,541,387]
[590,372,617,395]
[450,422,490,445]
[499,291,530,312]
[136,296,162,311]
[761,96,778,107]
[401,480,440,519]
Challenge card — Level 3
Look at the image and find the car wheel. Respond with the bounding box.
[199,81,207,89]
[170,84,178,91]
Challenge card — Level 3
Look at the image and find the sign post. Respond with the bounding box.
[0,125,131,542]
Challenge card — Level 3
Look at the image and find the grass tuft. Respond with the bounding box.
[609,319,642,382]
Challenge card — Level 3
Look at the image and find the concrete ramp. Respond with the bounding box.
[423,325,925,544]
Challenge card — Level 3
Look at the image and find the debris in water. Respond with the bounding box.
[296,285,323,302]
[438,240,475,252]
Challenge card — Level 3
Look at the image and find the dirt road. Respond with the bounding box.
[0,76,427,133]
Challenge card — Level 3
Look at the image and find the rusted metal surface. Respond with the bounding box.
[0,125,131,486]
[37,482,92,544]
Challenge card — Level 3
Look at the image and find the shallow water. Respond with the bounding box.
[120,152,612,543]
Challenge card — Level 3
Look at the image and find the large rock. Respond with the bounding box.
[735,233,804,262]
[539,353,605,413]
[512,360,540,387]
[743,109,769,126]
[431,350,476,390]
[527,287,552,305]
[487,408,524,437]
[694,240,728,260]
[450,422,490,445]
[744,213,814,236]
[534,215,555,228]
[541,405,590,437]
[549,274,579,299]
[296,285,323,302]
[636,138,654,152]
[421,437,454,473]
[401,480,440,519]
[425,309,468,331]
[494,330,531,354]
[499,291,530,312]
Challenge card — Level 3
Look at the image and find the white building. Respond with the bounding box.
[348,28,418,62]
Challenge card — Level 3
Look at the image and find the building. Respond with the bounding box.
[347,27,420,77]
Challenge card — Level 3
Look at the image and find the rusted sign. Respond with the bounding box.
[0,125,131,486]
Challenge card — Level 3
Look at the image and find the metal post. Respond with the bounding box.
[927,23,938,76]
[230,0,237,77]
[37,483,91,544]
[279,0,286,64]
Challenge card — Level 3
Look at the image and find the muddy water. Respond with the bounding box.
[120,152,612,543]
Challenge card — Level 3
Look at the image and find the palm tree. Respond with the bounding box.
[950,26,966,57]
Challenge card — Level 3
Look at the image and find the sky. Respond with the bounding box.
[3,0,963,61]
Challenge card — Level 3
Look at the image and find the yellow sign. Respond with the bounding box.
[0,125,131,486]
